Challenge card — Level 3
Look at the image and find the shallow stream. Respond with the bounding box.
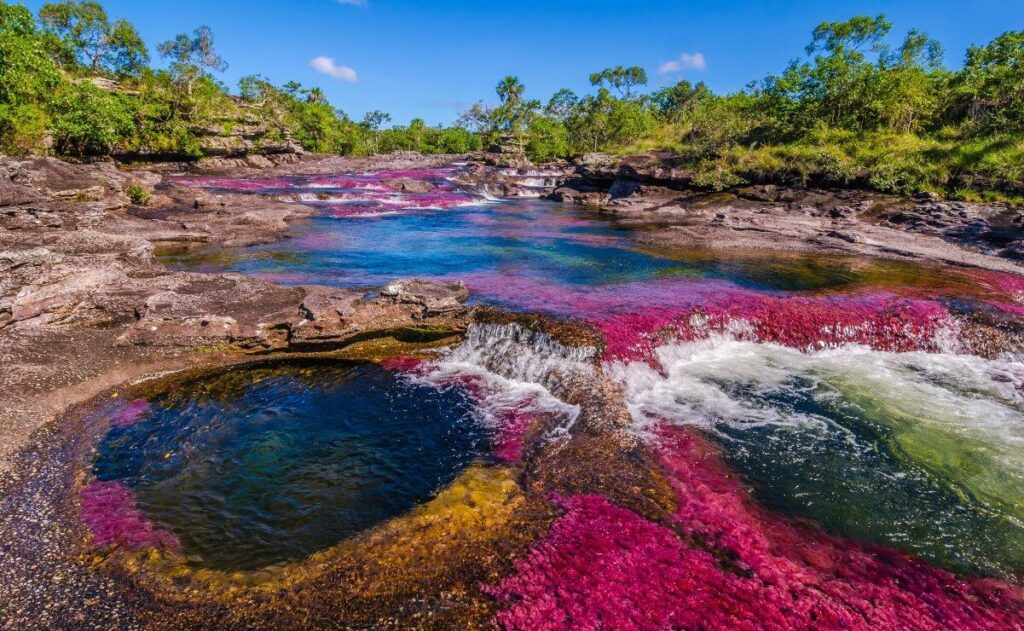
[82,165,1024,625]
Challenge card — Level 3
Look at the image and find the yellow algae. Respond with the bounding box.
[94,465,549,625]
[329,332,461,362]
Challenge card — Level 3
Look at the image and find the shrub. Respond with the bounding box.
[125,182,150,205]
[50,83,135,155]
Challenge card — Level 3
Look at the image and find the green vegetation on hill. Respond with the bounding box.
[0,2,1022,198]
[469,16,1024,199]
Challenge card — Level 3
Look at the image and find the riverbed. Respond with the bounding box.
[3,159,1024,628]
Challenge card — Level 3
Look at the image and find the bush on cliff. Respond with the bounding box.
[50,81,135,155]
[0,2,61,153]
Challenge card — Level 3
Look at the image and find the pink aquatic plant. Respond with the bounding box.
[381,356,426,372]
[307,176,386,190]
[109,398,151,428]
[492,403,534,462]
[402,191,476,209]
[456,274,955,362]
[597,292,953,362]
[366,168,456,180]
[449,374,535,463]
[486,427,1024,630]
[409,362,539,463]
[80,481,178,552]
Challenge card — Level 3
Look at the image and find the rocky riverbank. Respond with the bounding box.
[0,153,477,475]
[546,152,1024,269]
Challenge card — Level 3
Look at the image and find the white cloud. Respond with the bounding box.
[656,52,707,75]
[310,56,358,82]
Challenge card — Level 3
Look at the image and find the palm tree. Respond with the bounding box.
[306,86,326,104]
[496,75,524,104]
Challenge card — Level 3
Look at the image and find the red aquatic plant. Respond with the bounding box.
[367,168,456,180]
[109,398,151,428]
[492,403,534,462]
[458,274,955,362]
[599,293,952,363]
[80,481,178,552]
[406,362,540,463]
[486,427,1024,630]
[381,355,426,372]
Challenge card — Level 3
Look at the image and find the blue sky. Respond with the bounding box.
[20,0,1023,125]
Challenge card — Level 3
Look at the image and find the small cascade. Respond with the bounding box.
[410,323,597,451]
[450,322,596,390]
[608,335,1024,578]
[172,166,488,217]
[493,167,564,197]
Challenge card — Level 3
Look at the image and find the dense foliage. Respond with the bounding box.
[0,0,480,159]
[0,1,1021,197]
[463,15,1024,198]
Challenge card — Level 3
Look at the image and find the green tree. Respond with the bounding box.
[496,75,525,104]
[434,125,481,153]
[38,0,148,76]
[761,15,892,132]
[493,77,539,153]
[306,86,327,105]
[565,88,655,152]
[408,117,426,150]
[871,30,945,133]
[360,109,391,153]
[157,26,227,96]
[589,65,648,99]
[953,30,1024,132]
[650,80,712,121]
[544,88,579,121]
[525,115,568,161]
[0,1,62,153]
[456,101,498,147]
[50,81,134,154]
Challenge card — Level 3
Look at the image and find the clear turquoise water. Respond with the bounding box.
[92,361,488,570]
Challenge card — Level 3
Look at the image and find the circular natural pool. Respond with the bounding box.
[90,361,489,571]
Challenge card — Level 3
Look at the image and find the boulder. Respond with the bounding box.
[381,279,470,315]
[382,177,436,194]
[603,184,686,213]
[549,187,611,207]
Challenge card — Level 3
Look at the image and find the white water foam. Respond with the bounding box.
[610,336,1024,436]
[608,336,1024,507]
[412,322,596,442]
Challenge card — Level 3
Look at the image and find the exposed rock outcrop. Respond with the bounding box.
[876,198,1024,258]
[546,153,1024,260]
[382,177,436,193]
